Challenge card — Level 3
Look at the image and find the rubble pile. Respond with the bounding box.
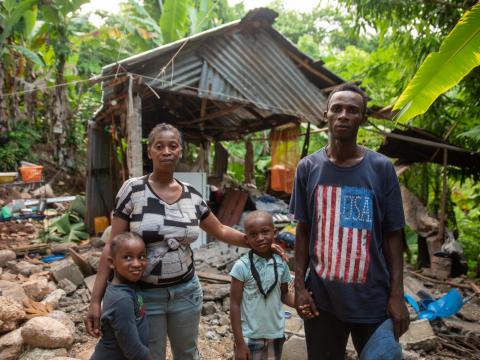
[0,221,42,250]
[0,225,478,359]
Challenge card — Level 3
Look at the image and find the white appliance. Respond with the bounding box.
[174,172,209,249]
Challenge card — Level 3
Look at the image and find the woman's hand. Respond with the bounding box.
[85,301,102,337]
[271,243,288,262]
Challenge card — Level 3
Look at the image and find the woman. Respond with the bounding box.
[86,123,257,360]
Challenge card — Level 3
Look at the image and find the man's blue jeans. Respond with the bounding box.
[139,275,203,360]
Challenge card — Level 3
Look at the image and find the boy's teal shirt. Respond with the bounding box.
[230,252,291,339]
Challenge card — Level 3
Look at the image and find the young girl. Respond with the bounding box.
[91,232,152,360]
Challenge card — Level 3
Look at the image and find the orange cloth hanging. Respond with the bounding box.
[270,124,301,193]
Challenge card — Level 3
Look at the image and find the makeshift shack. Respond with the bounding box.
[86,8,344,233]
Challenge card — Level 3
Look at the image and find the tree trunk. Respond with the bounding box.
[0,61,8,134]
[51,53,72,167]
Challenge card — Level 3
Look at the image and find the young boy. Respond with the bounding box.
[91,232,152,360]
[230,211,294,360]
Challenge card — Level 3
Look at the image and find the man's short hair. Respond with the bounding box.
[326,83,368,116]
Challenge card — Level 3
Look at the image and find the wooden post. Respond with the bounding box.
[126,75,143,178]
[245,139,254,185]
[437,148,448,243]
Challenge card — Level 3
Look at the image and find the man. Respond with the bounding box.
[289,83,409,359]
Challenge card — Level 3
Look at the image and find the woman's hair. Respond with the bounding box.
[110,232,144,256]
[147,123,183,148]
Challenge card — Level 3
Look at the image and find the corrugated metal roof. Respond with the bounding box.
[99,8,343,130]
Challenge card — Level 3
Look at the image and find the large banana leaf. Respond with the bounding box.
[160,0,191,43]
[393,3,480,123]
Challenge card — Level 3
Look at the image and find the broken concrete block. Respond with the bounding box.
[22,278,51,301]
[202,284,230,301]
[18,347,68,360]
[21,316,74,349]
[50,260,84,286]
[0,250,16,267]
[0,296,26,334]
[0,280,28,305]
[282,335,307,360]
[202,301,218,316]
[41,289,66,309]
[57,278,77,295]
[400,319,437,352]
[0,328,24,360]
[222,296,230,312]
[6,261,42,277]
[83,274,96,294]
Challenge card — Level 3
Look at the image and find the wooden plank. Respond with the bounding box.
[197,271,231,283]
[216,189,249,227]
[12,243,49,256]
[69,248,95,277]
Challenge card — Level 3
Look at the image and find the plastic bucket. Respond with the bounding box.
[19,166,43,182]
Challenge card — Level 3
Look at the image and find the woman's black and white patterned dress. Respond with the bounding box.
[114,175,210,286]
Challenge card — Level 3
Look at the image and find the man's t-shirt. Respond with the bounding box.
[230,252,291,339]
[289,147,405,323]
[91,283,149,360]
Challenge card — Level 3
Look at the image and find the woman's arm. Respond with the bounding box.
[85,216,129,337]
[200,212,248,247]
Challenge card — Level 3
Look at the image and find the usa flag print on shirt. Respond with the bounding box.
[315,185,373,284]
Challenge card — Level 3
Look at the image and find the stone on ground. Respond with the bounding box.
[0,250,16,267]
[50,260,84,287]
[48,310,76,335]
[0,328,24,360]
[0,296,26,333]
[41,289,66,308]
[18,347,68,360]
[6,261,42,276]
[282,335,307,360]
[0,280,28,305]
[58,278,77,295]
[21,316,74,349]
[22,278,51,301]
[400,319,437,352]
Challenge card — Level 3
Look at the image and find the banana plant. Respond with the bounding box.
[393,3,480,123]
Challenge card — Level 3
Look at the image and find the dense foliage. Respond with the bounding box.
[0,0,478,272]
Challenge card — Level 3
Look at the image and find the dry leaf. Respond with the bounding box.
[23,298,53,319]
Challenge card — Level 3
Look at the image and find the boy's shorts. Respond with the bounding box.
[245,337,285,360]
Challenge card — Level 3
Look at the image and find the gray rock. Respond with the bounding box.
[202,301,218,316]
[400,319,437,352]
[18,347,68,360]
[50,260,84,286]
[48,311,75,335]
[57,278,77,295]
[0,281,28,305]
[202,284,230,301]
[0,296,26,333]
[222,297,230,312]
[0,328,23,360]
[6,261,42,276]
[22,278,51,301]
[41,289,66,309]
[0,250,16,268]
[21,316,74,349]
[282,335,307,360]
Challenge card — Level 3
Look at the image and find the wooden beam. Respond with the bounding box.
[176,104,244,126]
[244,139,254,185]
[126,75,143,178]
[284,49,337,85]
[437,148,448,243]
[199,97,207,131]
